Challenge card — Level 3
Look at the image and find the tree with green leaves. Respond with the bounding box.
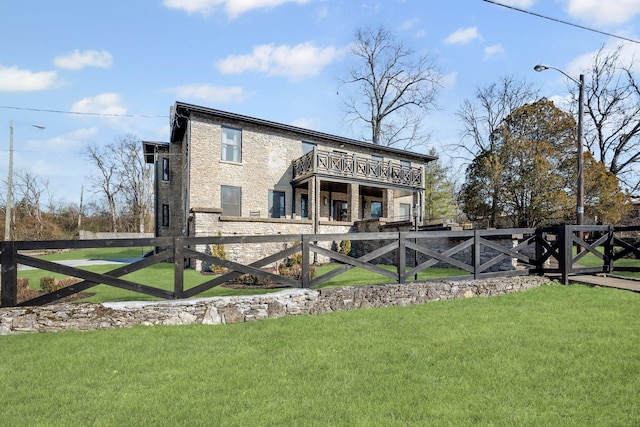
[423,148,457,224]
[461,98,576,227]
[583,151,632,224]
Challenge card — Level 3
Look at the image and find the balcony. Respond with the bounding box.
[292,149,423,189]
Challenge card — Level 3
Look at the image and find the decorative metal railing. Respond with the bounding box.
[292,150,423,189]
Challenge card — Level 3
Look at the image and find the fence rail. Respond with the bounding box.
[2,225,639,307]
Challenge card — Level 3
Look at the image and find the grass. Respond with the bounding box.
[1,284,639,425]
[18,248,468,303]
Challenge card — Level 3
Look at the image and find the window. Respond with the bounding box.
[370,201,382,219]
[300,194,309,218]
[371,155,383,163]
[222,126,242,163]
[302,141,316,155]
[269,191,286,218]
[162,158,169,181]
[221,186,241,216]
[400,160,411,169]
[399,203,411,221]
[162,204,169,227]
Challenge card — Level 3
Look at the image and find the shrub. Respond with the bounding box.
[278,245,317,281]
[39,276,61,293]
[17,277,40,303]
[211,231,227,273]
[339,240,351,256]
[39,276,82,293]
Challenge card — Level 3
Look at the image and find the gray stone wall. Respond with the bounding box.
[0,276,552,335]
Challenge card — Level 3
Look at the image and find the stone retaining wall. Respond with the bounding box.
[0,276,553,335]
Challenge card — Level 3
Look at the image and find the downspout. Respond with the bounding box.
[184,119,191,237]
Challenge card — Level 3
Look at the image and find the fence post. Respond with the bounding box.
[604,225,615,274]
[560,225,573,285]
[0,240,17,307]
[398,232,406,283]
[473,230,481,280]
[534,228,544,275]
[173,237,184,299]
[302,234,310,288]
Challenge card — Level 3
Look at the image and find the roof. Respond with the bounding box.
[170,101,438,163]
[142,140,169,164]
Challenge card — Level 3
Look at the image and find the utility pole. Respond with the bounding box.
[4,121,13,241]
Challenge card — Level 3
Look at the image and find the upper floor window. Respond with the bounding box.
[371,155,383,163]
[302,141,316,155]
[221,185,242,216]
[162,158,169,181]
[222,126,242,163]
[400,160,411,169]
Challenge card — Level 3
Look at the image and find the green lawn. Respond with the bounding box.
[1,284,638,426]
[18,248,468,303]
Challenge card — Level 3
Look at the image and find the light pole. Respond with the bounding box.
[5,121,45,241]
[534,64,585,226]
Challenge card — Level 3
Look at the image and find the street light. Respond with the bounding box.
[534,64,585,226]
[5,121,45,241]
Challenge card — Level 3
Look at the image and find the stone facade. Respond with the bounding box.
[0,276,552,335]
[147,103,436,258]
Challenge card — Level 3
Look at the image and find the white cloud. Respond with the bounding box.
[163,0,309,18]
[567,41,640,77]
[29,127,100,153]
[444,27,482,45]
[0,66,60,92]
[441,72,458,90]
[53,50,113,70]
[70,93,127,116]
[216,42,346,80]
[484,44,506,60]
[164,84,249,103]
[399,18,419,32]
[566,0,640,26]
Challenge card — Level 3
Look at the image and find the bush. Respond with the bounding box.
[39,276,82,293]
[339,240,351,256]
[211,231,227,274]
[39,276,61,293]
[17,277,40,303]
[278,245,317,281]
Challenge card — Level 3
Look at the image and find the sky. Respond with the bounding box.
[2,0,640,207]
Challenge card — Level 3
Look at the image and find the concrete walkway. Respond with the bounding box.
[567,274,640,293]
[17,258,141,271]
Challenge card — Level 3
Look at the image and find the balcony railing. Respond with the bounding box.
[292,149,423,189]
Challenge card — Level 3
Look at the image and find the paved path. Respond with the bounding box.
[567,274,640,293]
[18,258,141,271]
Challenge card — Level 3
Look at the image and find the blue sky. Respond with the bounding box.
[2,0,640,205]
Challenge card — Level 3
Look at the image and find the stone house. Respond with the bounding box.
[143,101,436,263]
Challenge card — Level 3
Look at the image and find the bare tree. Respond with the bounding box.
[455,76,539,160]
[579,44,640,193]
[85,135,153,233]
[340,26,442,148]
[85,144,122,232]
[113,135,153,233]
[13,170,49,239]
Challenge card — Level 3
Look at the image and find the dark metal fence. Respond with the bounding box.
[2,225,638,307]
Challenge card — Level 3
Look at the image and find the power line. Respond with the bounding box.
[0,105,168,118]
[483,0,640,45]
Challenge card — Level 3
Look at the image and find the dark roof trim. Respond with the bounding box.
[170,101,437,163]
[142,140,169,164]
